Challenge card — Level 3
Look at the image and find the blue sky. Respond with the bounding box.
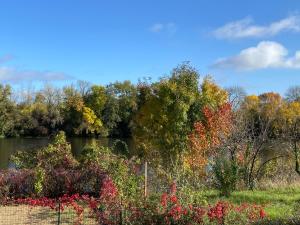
[1,0,300,95]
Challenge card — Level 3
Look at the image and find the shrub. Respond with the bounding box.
[9,132,141,201]
[11,131,78,170]
[0,169,36,201]
[6,181,266,225]
[9,132,108,197]
[213,156,239,197]
[146,182,266,225]
[79,143,143,202]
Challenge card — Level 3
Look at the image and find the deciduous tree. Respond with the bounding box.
[187,103,233,174]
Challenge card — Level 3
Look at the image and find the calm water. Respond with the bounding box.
[0,138,285,169]
[0,137,133,169]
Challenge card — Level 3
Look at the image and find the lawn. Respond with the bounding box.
[204,188,300,219]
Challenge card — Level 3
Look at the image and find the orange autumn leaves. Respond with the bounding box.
[187,103,233,174]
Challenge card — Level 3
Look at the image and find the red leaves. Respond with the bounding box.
[160,183,184,223]
[12,178,120,225]
[99,176,118,202]
[188,103,233,173]
[15,197,56,209]
[10,181,266,225]
[260,208,266,219]
[168,204,182,221]
[159,183,266,224]
[207,201,228,224]
[15,194,85,225]
[170,195,178,204]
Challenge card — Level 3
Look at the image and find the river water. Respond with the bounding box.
[0,137,287,169]
[0,137,133,169]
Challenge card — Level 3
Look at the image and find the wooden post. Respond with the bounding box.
[144,161,148,198]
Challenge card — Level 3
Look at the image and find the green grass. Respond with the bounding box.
[203,188,300,219]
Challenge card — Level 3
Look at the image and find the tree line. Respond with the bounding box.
[1,63,300,193]
[0,64,225,139]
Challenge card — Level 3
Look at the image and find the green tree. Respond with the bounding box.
[63,85,104,136]
[85,85,107,118]
[103,81,137,137]
[84,85,108,136]
[0,84,16,137]
[132,64,200,166]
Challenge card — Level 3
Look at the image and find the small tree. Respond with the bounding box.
[132,64,200,168]
[235,93,283,189]
[187,103,233,175]
[279,102,300,176]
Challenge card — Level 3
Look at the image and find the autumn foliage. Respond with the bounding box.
[187,103,233,173]
[10,182,266,225]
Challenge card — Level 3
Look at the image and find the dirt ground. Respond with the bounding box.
[0,205,98,225]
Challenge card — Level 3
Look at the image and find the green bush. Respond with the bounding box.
[10,131,108,197]
[79,143,143,202]
[213,157,239,197]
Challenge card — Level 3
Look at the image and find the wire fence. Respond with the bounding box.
[0,162,162,225]
[0,203,98,225]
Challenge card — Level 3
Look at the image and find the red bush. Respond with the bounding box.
[7,181,266,225]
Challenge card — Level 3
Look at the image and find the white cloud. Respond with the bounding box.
[0,54,72,82]
[149,22,177,34]
[0,66,72,82]
[212,41,300,70]
[213,15,300,39]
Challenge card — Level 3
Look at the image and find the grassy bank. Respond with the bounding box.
[204,188,300,219]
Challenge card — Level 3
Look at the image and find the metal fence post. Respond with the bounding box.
[144,161,148,198]
[57,199,61,225]
[119,197,123,225]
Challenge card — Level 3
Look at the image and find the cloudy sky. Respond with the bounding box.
[1,0,300,94]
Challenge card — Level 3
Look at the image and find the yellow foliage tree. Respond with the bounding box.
[200,76,228,109]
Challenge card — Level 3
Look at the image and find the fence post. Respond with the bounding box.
[119,197,123,225]
[57,199,61,225]
[144,161,148,198]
